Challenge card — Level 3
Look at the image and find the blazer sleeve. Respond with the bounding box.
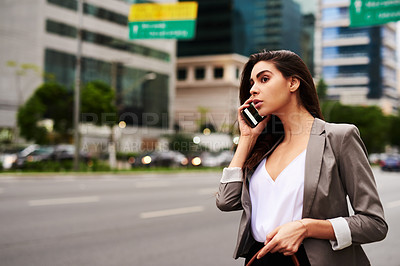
[216,167,244,212]
[339,125,388,244]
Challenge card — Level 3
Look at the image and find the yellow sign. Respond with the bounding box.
[129,2,198,22]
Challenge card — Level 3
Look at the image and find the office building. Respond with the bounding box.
[254,0,302,55]
[175,0,302,135]
[0,0,176,151]
[175,54,248,133]
[178,0,302,57]
[315,0,398,113]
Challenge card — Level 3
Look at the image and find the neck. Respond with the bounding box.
[276,105,315,143]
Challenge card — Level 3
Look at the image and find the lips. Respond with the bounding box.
[252,99,263,109]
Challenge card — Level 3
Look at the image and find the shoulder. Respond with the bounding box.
[324,121,359,139]
[314,119,362,152]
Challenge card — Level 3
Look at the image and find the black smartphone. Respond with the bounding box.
[241,102,266,128]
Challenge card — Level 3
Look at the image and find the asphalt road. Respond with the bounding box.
[0,167,399,266]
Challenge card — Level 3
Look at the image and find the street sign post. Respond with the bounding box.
[350,0,400,27]
[128,2,198,39]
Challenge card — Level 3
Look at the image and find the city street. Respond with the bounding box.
[0,168,399,266]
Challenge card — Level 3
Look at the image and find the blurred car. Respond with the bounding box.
[380,155,400,171]
[368,153,387,165]
[0,147,24,170]
[13,145,55,168]
[12,144,90,168]
[51,144,90,162]
[200,150,234,167]
[139,150,188,167]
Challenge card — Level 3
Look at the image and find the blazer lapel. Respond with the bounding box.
[302,118,326,218]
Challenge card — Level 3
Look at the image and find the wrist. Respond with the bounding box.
[238,135,257,147]
[229,136,256,168]
[297,219,308,238]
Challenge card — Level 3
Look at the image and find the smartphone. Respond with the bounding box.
[241,102,266,128]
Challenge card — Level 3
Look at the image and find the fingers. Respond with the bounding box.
[238,98,252,112]
[265,227,279,245]
[257,244,272,259]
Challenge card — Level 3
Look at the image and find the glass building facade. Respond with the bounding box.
[317,0,397,105]
[177,0,302,57]
[255,0,301,55]
[44,1,171,129]
[44,48,169,129]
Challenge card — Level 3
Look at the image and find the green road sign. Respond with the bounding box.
[128,2,198,40]
[350,0,400,27]
[129,20,196,39]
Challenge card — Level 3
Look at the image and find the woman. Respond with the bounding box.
[216,50,387,265]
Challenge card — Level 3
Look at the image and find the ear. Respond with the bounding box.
[289,76,300,93]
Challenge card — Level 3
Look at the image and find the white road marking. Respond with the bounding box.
[135,181,170,188]
[140,205,205,219]
[29,196,99,207]
[54,178,76,182]
[198,188,217,195]
[386,200,400,209]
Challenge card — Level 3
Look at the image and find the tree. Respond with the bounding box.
[387,114,400,148]
[17,83,73,144]
[316,78,328,102]
[18,81,118,145]
[323,102,389,153]
[80,81,118,168]
[80,80,117,126]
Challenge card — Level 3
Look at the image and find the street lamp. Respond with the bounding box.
[73,0,83,171]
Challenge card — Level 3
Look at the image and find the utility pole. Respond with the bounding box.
[73,0,83,171]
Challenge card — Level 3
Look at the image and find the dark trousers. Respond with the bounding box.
[244,241,311,266]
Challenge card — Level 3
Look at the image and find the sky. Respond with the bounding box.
[293,0,317,14]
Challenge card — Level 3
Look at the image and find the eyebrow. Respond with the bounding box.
[249,69,273,83]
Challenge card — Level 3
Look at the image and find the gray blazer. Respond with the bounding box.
[216,118,388,265]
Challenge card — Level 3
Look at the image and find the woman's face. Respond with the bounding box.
[249,60,295,117]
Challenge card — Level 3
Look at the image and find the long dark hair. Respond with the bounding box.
[239,50,323,170]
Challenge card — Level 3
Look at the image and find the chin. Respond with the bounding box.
[258,110,268,117]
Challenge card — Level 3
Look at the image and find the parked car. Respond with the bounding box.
[13,145,55,168]
[0,147,23,170]
[51,144,90,162]
[12,144,90,168]
[139,150,188,167]
[368,153,387,165]
[380,155,400,171]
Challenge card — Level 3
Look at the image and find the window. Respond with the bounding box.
[323,65,368,79]
[46,20,170,62]
[195,67,205,80]
[47,0,127,26]
[322,7,349,22]
[323,27,368,40]
[322,45,368,59]
[45,48,169,129]
[46,20,77,38]
[213,67,224,79]
[177,68,187,81]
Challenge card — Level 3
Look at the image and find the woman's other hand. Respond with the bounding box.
[257,220,307,258]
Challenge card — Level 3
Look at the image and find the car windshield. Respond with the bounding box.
[31,147,54,155]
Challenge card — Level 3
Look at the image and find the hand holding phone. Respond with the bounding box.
[241,102,266,128]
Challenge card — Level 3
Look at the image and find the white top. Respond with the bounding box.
[220,164,352,250]
[249,150,307,242]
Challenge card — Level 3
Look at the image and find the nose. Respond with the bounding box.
[249,84,259,96]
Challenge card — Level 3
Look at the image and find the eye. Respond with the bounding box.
[261,76,269,83]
